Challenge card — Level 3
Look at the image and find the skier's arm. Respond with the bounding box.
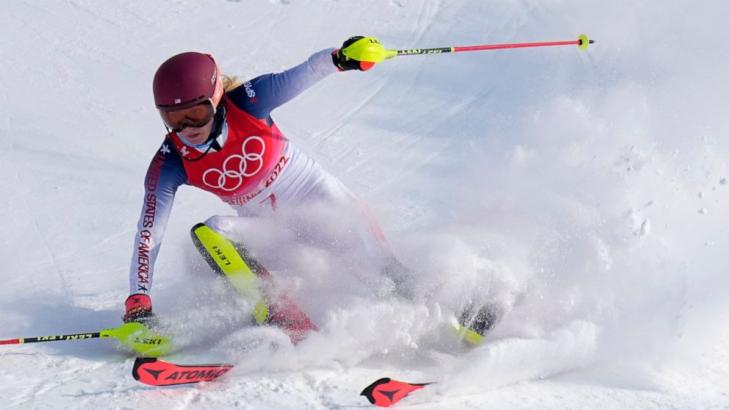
[128,141,186,297]
[229,35,381,118]
[227,48,339,119]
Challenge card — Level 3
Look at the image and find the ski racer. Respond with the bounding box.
[122,36,493,344]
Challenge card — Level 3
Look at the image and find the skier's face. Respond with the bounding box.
[177,118,214,144]
[159,101,215,137]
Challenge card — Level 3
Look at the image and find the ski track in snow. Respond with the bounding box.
[2,0,729,409]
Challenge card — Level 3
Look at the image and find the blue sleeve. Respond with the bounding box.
[227,48,339,119]
[128,140,187,295]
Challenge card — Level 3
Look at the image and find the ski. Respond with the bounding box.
[360,377,434,407]
[133,357,234,387]
[134,357,431,406]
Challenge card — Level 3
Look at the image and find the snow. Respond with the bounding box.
[2,0,729,408]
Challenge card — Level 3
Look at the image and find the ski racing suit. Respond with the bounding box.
[128,49,395,296]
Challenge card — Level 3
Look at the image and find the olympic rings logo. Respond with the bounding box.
[202,136,266,192]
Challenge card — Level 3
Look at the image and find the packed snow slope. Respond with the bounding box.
[2,0,729,408]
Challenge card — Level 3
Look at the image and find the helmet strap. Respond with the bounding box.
[207,100,227,151]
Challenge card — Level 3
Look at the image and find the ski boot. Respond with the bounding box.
[455,302,501,345]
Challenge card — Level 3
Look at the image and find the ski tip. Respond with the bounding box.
[360,377,433,407]
[361,377,391,405]
[132,357,159,381]
[190,221,207,232]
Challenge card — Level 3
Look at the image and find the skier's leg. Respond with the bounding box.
[284,165,418,299]
[190,219,317,342]
[281,164,498,342]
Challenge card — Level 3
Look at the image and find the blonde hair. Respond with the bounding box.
[222,74,244,92]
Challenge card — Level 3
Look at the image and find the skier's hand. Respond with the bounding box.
[123,293,155,324]
[332,36,376,71]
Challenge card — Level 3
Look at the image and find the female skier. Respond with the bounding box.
[122,36,493,344]
[122,37,402,327]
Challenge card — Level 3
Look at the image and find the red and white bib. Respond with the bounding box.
[168,100,289,205]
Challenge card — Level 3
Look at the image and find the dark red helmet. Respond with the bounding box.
[153,52,224,112]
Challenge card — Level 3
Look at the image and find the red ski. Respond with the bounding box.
[360,377,433,407]
[133,357,234,387]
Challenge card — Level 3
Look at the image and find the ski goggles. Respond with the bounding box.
[159,101,215,133]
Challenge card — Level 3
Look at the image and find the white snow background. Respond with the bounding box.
[1,0,728,408]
